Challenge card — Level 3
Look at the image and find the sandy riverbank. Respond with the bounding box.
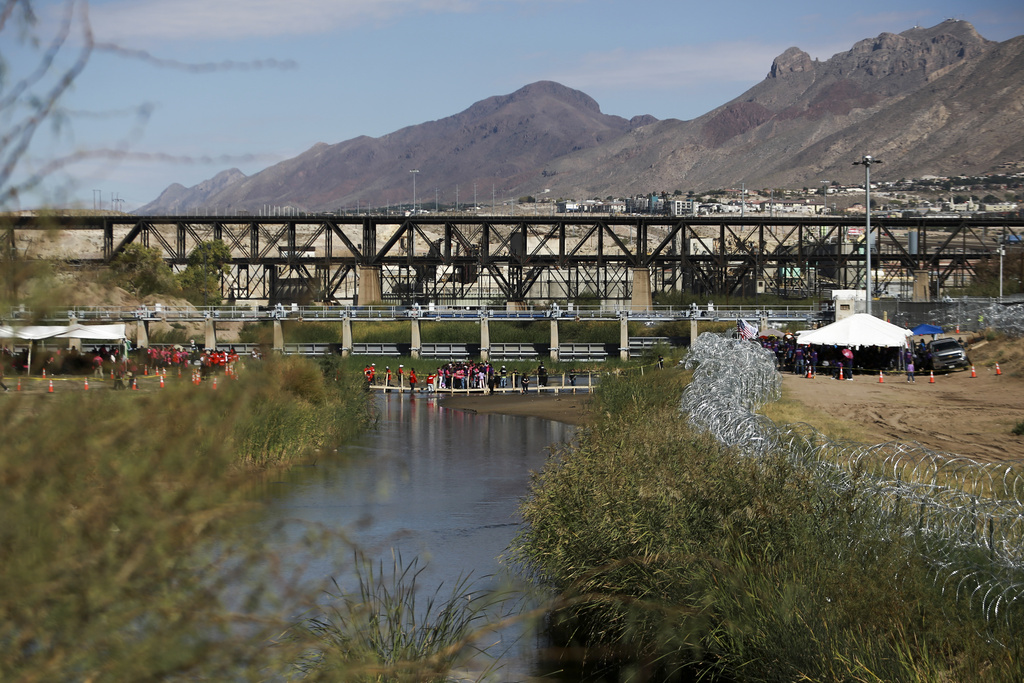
[440,392,593,425]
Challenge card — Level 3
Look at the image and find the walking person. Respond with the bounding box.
[906,359,915,383]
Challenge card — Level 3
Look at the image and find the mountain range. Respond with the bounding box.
[137,19,1024,215]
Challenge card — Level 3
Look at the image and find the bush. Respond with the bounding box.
[511,370,1015,681]
[0,355,375,679]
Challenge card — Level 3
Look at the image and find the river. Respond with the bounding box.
[259,391,576,680]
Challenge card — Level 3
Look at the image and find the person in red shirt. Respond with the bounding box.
[409,368,418,392]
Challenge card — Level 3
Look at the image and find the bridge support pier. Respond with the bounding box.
[357,266,383,305]
[691,319,698,344]
[913,269,930,302]
[620,316,629,361]
[550,319,559,362]
[341,317,352,357]
[273,320,284,352]
[410,318,421,360]
[135,320,148,350]
[68,315,81,351]
[630,268,653,311]
[205,317,216,350]
[480,317,490,362]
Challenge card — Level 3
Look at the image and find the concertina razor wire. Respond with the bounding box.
[681,328,1024,631]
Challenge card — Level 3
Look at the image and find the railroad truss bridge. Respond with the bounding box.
[7,213,1023,306]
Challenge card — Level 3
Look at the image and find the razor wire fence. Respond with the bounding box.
[681,332,1024,629]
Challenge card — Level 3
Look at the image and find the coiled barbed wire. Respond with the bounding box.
[681,332,1024,628]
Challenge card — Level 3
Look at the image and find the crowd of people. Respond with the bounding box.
[363,360,581,394]
[0,339,260,384]
[757,335,935,379]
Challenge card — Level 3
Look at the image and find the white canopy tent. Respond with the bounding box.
[0,324,127,375]
[0,324,127,341]
[796,314,911,349]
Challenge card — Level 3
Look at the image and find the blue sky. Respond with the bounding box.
[5,0,1023,211]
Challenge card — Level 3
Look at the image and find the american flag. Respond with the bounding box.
[737,319,758,340]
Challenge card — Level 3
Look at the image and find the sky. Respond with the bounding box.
[4,0,1023,212]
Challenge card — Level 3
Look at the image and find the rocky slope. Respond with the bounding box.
[137,20,1023,214]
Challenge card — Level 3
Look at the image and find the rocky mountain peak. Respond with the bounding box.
[768,47,815,78]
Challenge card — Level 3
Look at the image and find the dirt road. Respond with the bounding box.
[780,349,1024,463]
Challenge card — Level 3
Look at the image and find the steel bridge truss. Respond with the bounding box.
[7,214,1022,303]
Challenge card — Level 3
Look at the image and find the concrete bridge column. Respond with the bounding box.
[691,319,698,344]
[341,317,352,358]
[630,267,653,311]
[480,317,490,362]
[913,269,931,302]
[410,318,421,360]
[68,315,81,351]
[273,320,284,352]
[620,315,630,361]
[204,317,216,350]
[357,266,383,305]
[550,319,559,362]
[135,320,148,350]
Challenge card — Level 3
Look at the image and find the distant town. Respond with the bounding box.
[544,165,1024,219]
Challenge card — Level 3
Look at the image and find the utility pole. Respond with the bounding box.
[410,169,419,214]
[852,155,882,316]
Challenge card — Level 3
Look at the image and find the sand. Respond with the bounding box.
[779,358,1024,463]
[440,392,593,426]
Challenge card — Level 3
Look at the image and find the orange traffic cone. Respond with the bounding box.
[970,365,977,378]
[212,376,218,390]
[84,378,89,391]
[144,366,148,376]
[995,363,1002,376]
[806,367,813,379]
[16,377,21,391]
[838,367,844,381]
[159,374,165,388]
[878,371,884,383]
[42,368,46,378]
[48,379,53,393]
[956,324,960,333]
[132,377,138,390]
[929,371,935,383]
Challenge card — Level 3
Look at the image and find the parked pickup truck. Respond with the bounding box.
[927,338,971,371]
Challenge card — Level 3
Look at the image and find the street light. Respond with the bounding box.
[852,155,882,315]
[409,169,419,214]
[999,244,1005,300]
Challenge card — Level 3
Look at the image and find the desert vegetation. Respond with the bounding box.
[511,367,1024,682]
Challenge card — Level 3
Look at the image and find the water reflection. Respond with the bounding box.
[260,392,574,678]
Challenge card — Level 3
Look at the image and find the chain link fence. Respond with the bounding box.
[681,308,1024,629]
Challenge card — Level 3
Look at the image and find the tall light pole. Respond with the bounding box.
[999,244,1005,300]
[852,155,882,316]
[820,181,829,216]
[409,169,419,214]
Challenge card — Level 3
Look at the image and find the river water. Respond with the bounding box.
[259,391,576,680]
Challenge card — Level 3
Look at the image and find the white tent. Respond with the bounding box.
[796,314,911,348]
[0,323,126,341]
[0,324,127,375]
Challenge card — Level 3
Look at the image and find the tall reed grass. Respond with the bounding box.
[294,553,509,681]
[0,354,376,679]
[510,369,1020,681]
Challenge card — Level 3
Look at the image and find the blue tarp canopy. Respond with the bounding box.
[911,323,943,336]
